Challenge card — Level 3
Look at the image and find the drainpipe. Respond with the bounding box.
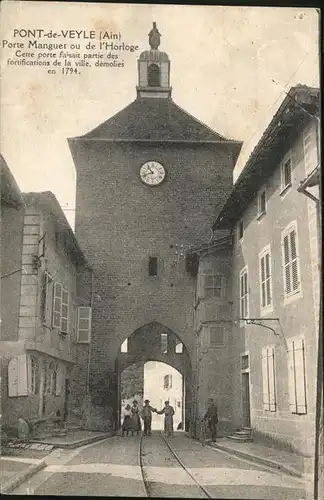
[84,268,94,422]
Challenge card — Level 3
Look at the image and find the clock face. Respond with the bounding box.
[140,161,166,186]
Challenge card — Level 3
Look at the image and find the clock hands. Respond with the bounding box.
[140,161,165,186]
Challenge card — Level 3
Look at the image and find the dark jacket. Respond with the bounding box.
[204,404,218,423]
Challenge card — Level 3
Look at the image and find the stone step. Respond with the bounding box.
[233,430,251,436]
[241,427,252,431]
[228,435,253,443]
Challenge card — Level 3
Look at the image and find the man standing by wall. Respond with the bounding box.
[204,398,218,443]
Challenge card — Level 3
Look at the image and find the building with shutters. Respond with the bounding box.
[195,84,320,456]
[1,185,92,433]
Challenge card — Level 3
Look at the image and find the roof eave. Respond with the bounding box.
[68,136,243,146]
[213,85,319,230]
[188,235,233,256]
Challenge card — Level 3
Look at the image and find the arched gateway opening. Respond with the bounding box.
[115,322,192,432]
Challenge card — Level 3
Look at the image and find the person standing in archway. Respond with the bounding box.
[130,400,141,436]
[204,398,218,443]
[140,399,157,436]
[156,401,175,437]
[121,404,132,437]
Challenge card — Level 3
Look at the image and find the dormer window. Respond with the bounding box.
[148,64,160,86]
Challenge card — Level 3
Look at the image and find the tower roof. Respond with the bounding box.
[71,97,241,150]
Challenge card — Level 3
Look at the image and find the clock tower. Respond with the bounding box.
[68,24,242,431]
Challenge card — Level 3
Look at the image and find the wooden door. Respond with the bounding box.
[242,372,251,427]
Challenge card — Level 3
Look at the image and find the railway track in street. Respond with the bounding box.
[139,432,213,498]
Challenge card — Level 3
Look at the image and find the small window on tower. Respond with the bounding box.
[175,340,183,353]
[121,338,128,353]
[148,63,160,86]
[161,333,168,353]
[149,257,158,277]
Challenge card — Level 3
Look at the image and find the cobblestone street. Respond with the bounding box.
[10,433,309,498]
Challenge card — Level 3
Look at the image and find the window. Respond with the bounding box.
[120,338,128,353]
[281,155,292,192]
[164,374,172,389]
[287,337,307,414]
[77,306,92,343]
[55,364,63,396]
[260,246,272,309]
[203,272,226,299]
[258,189,266,217]
[175,340,183,354]
[161,333,168,353]
[261,346,276,412]
[43,362,49,394]
[61,288,69,334]
[48,362,57,395]
[148,63,160,86]
[239,267,249,318]
[209,326,224,347]
[241,354,249,370]
[52,282,69,333]
[282,223,301,297]
[238,220,244,240]
[30,357,40,395]
[53,283,62,328]
[148,257,158,277]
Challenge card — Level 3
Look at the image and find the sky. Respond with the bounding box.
[1,2,320,229]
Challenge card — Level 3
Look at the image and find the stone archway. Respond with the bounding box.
[115,322,192,431]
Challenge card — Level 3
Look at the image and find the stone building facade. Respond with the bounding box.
[68,25,242,431]
[1,180,92,434]
[205,85,320,455]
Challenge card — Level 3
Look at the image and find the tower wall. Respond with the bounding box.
[70,138,235,428]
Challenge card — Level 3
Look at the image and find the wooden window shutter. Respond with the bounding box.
[61,288,69,333]
[260,256,266,307]
[287,339,297,413]
[45,273,54,326]
[265,254,271,305]
[294,338,307,414]
[268,348,276,412]
[261,348,270,411]
[8,356,19,397]
[53,282,62,328]
[8,354,28,397]
[283,235,291,294]
[290,230,299,291]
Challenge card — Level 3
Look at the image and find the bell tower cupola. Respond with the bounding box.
[137,22,172,99]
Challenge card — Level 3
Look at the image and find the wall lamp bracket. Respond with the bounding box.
[238,317,288,352]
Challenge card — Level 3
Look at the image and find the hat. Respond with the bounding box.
[144,399,150,403]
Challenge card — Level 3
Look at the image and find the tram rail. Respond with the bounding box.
[139,432,213,498]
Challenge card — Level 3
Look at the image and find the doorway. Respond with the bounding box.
[241,372,251,427]
[64,378,70,421]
